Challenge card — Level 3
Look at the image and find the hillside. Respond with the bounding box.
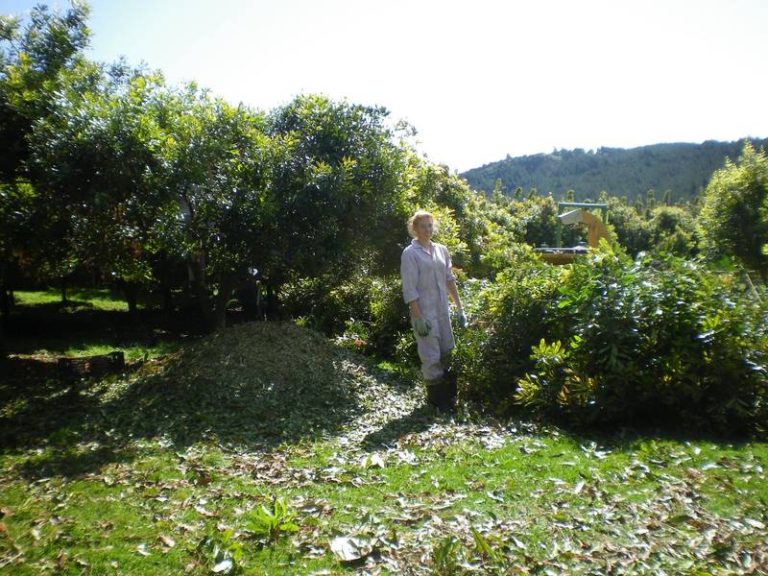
[460,138,768,202]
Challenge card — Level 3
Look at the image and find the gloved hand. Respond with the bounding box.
[457,309,468,328]
[412,316,432,337]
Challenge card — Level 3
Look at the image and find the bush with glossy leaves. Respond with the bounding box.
[457,245,768,435]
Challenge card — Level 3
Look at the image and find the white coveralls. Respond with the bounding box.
[400,239,456,380]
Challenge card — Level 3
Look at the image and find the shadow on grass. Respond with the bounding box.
[0,370,122,478]
[360,404,444,449]
[559,424,758,453]
[18,443,136,478]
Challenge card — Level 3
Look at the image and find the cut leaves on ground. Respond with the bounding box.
[1,321,767,575]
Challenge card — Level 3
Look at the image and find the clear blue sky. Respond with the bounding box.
[5,0,768,172]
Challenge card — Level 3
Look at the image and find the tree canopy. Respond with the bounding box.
[699,142,768,280]
[1,1,764,333]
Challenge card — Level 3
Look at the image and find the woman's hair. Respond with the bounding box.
[407,210,438,238]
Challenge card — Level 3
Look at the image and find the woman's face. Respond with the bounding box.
[415,217,434,242]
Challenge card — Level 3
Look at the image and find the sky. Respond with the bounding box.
[4,0,768,172]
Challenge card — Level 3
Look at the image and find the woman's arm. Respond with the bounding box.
[401,250,420,315]
[446,280,462,310]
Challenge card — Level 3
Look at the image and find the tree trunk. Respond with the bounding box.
[159,254,174,316]
[163,287,174,316]
[188,252,213,331]
[123,282,139,314]
[0,256,8,319]
[0,285,10,348]
[265,282,280,320]
[0,285,10,320]
[212,273,235,330]
[239,280,260,320]
[61,276,68,304]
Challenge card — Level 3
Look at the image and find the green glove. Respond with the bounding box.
[412,317,432,337]
[457,309,468,328]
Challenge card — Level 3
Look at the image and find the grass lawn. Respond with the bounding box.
[1,307,767,574]
[3,290,193,364]
[12,289,131,312]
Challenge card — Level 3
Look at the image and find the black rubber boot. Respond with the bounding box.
[441,369,457,412]
[425,378,443,409]
[425,379,454,413]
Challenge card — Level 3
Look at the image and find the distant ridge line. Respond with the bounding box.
[460,138,768,202]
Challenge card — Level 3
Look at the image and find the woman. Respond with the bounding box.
[400,210,466,410]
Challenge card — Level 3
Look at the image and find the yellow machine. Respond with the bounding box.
[558,208,610,248]
[536,202,609,265]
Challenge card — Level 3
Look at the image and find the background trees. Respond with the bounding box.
[0,3,91,183]
[28,64,170,308]
[5,2,761,328]
[0,3,91,318]
[1,1,763,314]
[461,140,768,204]
[1,5,418,328]
[699,142,768,281]
[151,86,274,327]
[266,95,410,285]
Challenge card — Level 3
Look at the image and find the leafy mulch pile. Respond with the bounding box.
[1,321,767,574]
[100,320,421,448]
[1,321,420,451]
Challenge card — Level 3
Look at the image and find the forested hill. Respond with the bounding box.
[460,138,768,202]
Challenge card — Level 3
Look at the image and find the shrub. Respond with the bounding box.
[281,276,370,335]
[458,245,768,435]
[648,205,699,256]
[699,142,768,281]
[453,254,562,411]
[554,250,767,433]
[283,273,410,359]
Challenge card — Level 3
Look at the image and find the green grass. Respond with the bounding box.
[2,429,767,575]
[13,289,130,312]
[2,298,767,574]
[7,340,180,363]
[5,289,186,362]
